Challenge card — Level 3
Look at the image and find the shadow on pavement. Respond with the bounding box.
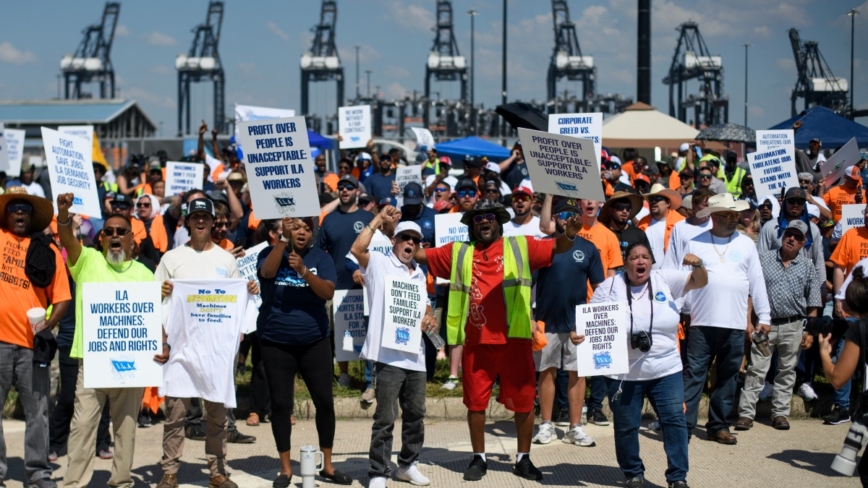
[767,449,846,478]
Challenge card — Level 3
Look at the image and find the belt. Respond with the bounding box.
[770,315,802,325]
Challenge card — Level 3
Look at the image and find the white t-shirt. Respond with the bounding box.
[635,204,650,222]
[502,216,544,238]
[684,231,771,328]
[662,218,712,313]
[836,257,868,301]
[22,182,45,198]
[645,217,666,269]
[591,270,690,381]
[360,251,427,371]
[156,244,242,282]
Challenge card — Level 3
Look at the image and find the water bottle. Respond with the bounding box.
[427,329,446,349]
[299,445,323,488]
[342,330,354,352]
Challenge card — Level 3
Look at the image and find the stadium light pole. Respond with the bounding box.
[355,45,360,99]
[469,8,477,135]
[848,8,859,119]
[744,43,750,127]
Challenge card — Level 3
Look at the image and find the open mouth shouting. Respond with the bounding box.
[395,232,420,263]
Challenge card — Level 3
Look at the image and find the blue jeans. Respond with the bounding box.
[587,375,606,411]
[832,334,851,410]
[555,369,569,413]
[683,326,744,434]
[606,372,688,483]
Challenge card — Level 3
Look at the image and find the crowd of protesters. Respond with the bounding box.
[1,119,868,488]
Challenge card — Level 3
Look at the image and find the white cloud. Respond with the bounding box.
[777,57,795,71]
[384,82,408,99]
[266,22,290,42]
[0,41,36,65]
[387,1,434,32]
[146,31,178,47]
[115,24,130,37]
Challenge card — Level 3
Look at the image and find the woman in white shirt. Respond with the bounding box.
[575,242,707,488]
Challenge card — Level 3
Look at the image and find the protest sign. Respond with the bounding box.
[3,128,25,176]
[822,137,860,187]
[381,275,424,353]
[0,124,7,173]
[236,241,268,309]
[434,213,467,247]
[165,161,204,196]
[58,125,94,147]
[575,301,629,377]
[82,282,162,388]
[41,127,101,216]
[237,116,319,219]
[518,127,604,202]
[755,130,794,153]
[338,105,372,149]
[411,127,435,151]
[747,146,798,201]
[840,204,865,235]
[548,112,603,157]
[333,289,367,362]
[235,104,296,125]
[394,165,422,207]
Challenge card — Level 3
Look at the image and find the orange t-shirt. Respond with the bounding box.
[622,161,637,184]
[215,238,235,251]
[823,186,867,223]
[577,221,624,302]
[830,227,868,276]
[0,229,71,348]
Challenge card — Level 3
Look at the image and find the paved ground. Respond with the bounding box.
[0,417,859,487]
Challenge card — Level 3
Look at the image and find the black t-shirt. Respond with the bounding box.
[844,319,868,373]
[400,205,437,245]
[535,236,605,333]
[610,224,654,269]
[365,172,396,203]
[503,160,529,190]
[317,208,374,289]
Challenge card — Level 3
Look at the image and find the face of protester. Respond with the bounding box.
[808,141,820,156]
[679,172,693,189]
[845,175,860,190]
[135,196,153,221]
[605,164,621,182]
[93,164,106,182]
[799,177,814,193]
[153,181,166,198]
[712,211,740,235]
[5,199,33,236]
[758,201,773,222]
[337,181,358,205]
[427,149,437,161]
[149,169,162,185]
[379,158,392,174]
[315,155,327,173]
[290,219,313,250]
[434,183,451,202]
[402,203,422,220]
[512,193,531,218]
[634,180,650,193]
[785,197,806,219]
[648,195,670,219]
[211,216,230,242]
[338,162,352,176]
[20,169,34,185]
[580,199,601,221]
[483,186,501,201]
[391,231,420,266]
[471,212,501,245]
[625,245,653,286]
[781,229,806,255]
[457,188,479,212]
[187,211,214,243]
[608,199,632,226]
[738,209,755,229]
[554,208,577,234]
[465,165,480,178]
[111,201,133,219]
[101,216,134,265]
[692,197,710,216]
[743,177,755,195]
[698,170,714,189]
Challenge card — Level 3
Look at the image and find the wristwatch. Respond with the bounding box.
[691,259,704,268]
[279,234,290,244]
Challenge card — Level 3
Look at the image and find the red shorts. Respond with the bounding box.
[462,340,535,413]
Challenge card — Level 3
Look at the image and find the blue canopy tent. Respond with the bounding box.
[307,129,335,149]
[435,136,511,162]
[768,106,868,149]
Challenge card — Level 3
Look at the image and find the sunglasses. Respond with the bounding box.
[786,198,806,206]
[799,180,813,185]
[485,188,500,194]
[698,174,713,180]
[648,196,667,203]
[213,221,229,229]
[6,203,32,214]
[398,233,421,245]
[337,184,356,191]
[136,202,151,208]
[512,195,531,202]
[103,227,130,237]
[556,211,577,220]
[784,231,806,242]
[472,213,497,224]
[110,203,131,210]
[758,204,772,210]
[434,187,450,193]
[458,189,478,198]
[611,203,632,212]
[679,173,693,179]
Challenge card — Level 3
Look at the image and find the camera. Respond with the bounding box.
[751,330,771,357]
[630,331,652,352]
[832,407,868,476]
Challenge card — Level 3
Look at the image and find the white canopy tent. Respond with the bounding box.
[602,102,700,149]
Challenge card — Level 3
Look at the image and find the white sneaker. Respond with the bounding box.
[395,464,430,486]
[759,381,774,401]
[532,421,555,444]
[441,376,458,390]
[368,476,387,488]
[797,383,818,402]
[563,424,596,447]
[338,373,351,388]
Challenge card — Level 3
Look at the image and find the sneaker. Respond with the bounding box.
[554,409,570,427]
[360,387,376,407]
[185,423,207,441]
[759,381,774,401]
[532,422,555,444]
[668,481,690,488]
[367,477,387,488]
[338,373,351,388]
[626,476,645,487]
[513,456,543,481]
[156,474,179,488]
[138,411,152,428]
[272,474,291,488]
[97,449,113,460]
[823,407,851,425]
[797,383,818,402]
[441,376,459,390]
[47,451,58,462]
[227,430,256,444]
[463,455,487,481]
[587,408,610,426]
[395,464,430,486]
[563,424,595,447]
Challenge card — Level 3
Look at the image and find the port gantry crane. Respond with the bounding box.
[176,1,226,136]
[60,2,120,99]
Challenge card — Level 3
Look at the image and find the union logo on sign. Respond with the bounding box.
[593,352,612,370]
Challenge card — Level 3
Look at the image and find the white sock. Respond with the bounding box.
[474,452,486,462]
[540,420,551,425]
[516,452,528,462]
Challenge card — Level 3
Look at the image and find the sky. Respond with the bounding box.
[0,0,866,137]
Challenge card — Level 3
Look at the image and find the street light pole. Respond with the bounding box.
[501,0,507,141]
[366,70,371,98]
[355,45,360,99]
[744,43,750,127]
[848,8,859,119]
[468,8,477,135]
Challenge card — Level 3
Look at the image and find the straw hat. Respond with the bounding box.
[599,191,644,225]
[0,187,55,232]
[643,183,682,210]
[695,193,751,219]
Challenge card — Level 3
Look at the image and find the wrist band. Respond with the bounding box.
[366,225,376,233]
[57,217,71,226]
[300,268,309,279]
[162,342,171,351]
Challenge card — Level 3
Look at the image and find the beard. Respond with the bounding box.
[107,249,127,266]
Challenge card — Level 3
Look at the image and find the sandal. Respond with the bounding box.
[246,413,260,427]
[318,469,353,485]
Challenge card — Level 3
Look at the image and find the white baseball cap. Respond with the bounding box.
[679,142,690,152]
[394,221,423,239]
[484,161,501,174]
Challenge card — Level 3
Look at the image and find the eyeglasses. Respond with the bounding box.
[434,187,449,193]
[648,196,667,204]
[457,189,478,198]
[611,203,632,212]
[103,227,130,237]
[698,174,713,180]
[136,202,151,208]
[556,211,577,220]
[714,213,740,221]
[786,198,806,206]
[758,203,772,210]
[6,203,32,214]
[472,213,497,224]
[213,221,229,229]
[783,231,806,242]
[398,233,421,245]
[512,195,530,202]
[337,183,356,191]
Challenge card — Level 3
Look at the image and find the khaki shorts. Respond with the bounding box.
[533,332,578,372]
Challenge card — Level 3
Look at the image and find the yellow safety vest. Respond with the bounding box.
[725,166,747,197]
[446,236,533,345]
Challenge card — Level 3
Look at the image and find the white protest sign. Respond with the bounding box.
[381,275,424,353]
[3,128,26,176]
[823,138,860,187]
[0,124,7,173]
[548,113,603,157]
[518,128,604,202]
[411,128,435,151]
[434,213,467,284]
[165,161,204,197]
[82,282,163,388]
[362,233,393,315]
[840,204,865,234]
[575,301,629,377]
[755,130,794,153]
[333,289,367,362]
[41,127,101,216]
[747,147,799,201]
[236,241,268,309]
[338,105,372,149]
[235,104,296,126]
[237,117,319,219]
[395,165,423,207]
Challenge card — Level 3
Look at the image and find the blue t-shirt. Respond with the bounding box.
[535,236,604,333]
[365,172,396,203]
[256,246,336,346]
[317,208,374,289]
[400,205,437,245]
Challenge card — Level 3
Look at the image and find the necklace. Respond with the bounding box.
[630,283,649,300]
[710,233,733,262]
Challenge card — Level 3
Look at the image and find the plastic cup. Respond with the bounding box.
[27,307,46,333]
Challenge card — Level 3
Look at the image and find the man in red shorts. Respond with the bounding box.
[414,199,581,482]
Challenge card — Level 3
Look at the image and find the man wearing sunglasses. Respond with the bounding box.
[639,184,685,268]
[365,154,399,204]
[697,166,725,195]
[599,191,651,266]
[676,169,694,195]
[823,165,866,224]
[503,186,543,238]
[602,160,633,195]
[56,192,154,488]
[416,199,583,482]
[450,178,480,214]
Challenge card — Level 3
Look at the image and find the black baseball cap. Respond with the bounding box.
[187,198,215,217]
[784,187,807,201]
[338,174,359,188]
[110,194,132,208]
[456,177,478,191]
[403,182,424,205]
[554,198,580,213]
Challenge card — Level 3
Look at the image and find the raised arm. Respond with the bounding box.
[351,206,400,269]
[259,218,292,280]
[56,193,82,266]
[681,253,708,292]
[196,121,209,162]
[539,194,556,236]
[553,214,581,254]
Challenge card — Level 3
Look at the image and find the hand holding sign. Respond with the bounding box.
[287,251,305,275]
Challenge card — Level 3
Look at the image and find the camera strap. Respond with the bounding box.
[624,274,654,340]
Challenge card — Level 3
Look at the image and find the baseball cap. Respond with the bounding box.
[456,177,478,191]
[809,137,822,147]
[512,186,533,198]
[338,174,359,188]
[634,174,651,185]
[609,155,622,165]
[600,149,610,163]
[378,197,397,209]
[463,156,482,168]
[846,165,863,184]
[111,194,132,207]
[784,220,809,237]
[483,180,500,192]
[679,142,690,152]
[784,187,807,201]
[554,198,580,214]
[358,192,373,205]
[402,182,424,205]
[394,221,423,240]
[484,161,501,174]
[438,156,452,166]
[187,198,215,217]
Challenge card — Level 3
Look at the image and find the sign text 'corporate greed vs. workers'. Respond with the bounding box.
[548,113,603,157]
[748,146,799,201]
[518,127,604,202]
[237,117,319,219]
